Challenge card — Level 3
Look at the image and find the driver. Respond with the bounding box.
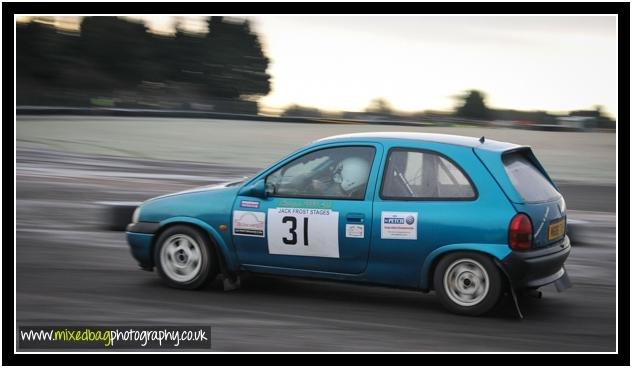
[313,157,371,197]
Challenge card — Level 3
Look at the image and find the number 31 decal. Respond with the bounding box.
[268,208,339,258]
[282,216,308,246]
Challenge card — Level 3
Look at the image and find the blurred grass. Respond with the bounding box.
[90,97,115,107]
[16,116,616,183]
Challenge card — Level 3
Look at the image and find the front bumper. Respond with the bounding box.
[126,222,160,234]
[500,235,571,290]
[126,222,160,269]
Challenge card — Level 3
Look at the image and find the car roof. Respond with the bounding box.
[314,132,521,152]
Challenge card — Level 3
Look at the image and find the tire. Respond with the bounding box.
[433,252,503,316]
[154,225,218,290]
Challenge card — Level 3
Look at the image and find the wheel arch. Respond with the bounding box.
[419,243,512,290]
[151,217,239,273]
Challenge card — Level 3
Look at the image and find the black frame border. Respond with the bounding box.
[4,1,629,366]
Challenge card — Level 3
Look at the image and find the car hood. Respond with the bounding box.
[147,179,245,202]
[138,180,245,224]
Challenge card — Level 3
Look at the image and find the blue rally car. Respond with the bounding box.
[126,132,571,316]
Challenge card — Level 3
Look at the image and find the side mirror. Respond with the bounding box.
[265,181,276,197]
[239,179,268,198]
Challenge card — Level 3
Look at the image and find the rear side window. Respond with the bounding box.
[381,149,476,200]
[502,152,560,202]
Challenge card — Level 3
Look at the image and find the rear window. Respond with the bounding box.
[502,151,560,202]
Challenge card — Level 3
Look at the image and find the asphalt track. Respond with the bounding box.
[15,147,617,352]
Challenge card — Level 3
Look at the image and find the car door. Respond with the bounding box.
[232,143,382,274]
[370,145,481,285]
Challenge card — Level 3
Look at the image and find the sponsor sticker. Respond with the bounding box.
[381,211,418,240]
[345,224,364,238]
[232,211,266,237]
[267,207,339,258]
[240,200,260,209]
[277,198,333,209]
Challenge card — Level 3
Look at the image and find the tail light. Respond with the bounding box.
[509,213,533,251]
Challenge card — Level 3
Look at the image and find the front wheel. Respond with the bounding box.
[154,225,218,289]
[433,252,503,316]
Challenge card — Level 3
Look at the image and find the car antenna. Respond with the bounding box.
[479,136,485,143]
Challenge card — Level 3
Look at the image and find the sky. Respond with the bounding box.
[249,16,617,117]
[17,15,618,118]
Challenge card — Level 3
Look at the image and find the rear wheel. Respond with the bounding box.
[433,252,503,316]
[154,225,218,289]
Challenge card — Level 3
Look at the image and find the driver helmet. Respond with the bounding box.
[333,157,371,192]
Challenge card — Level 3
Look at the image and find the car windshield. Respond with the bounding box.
[226,179,248,187]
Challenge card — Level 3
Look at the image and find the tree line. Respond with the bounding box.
[17,16,271,113]
[283,91,614,128]
[16,17,613,126]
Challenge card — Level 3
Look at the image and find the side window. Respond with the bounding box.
[266,146,376,199]
[381,149,476,200]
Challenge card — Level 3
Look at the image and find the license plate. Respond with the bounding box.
[548,219,565,240]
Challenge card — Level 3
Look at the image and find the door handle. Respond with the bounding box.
[346,213,365,223]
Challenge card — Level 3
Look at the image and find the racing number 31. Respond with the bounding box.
[267,208,339,258]
[282,216,309,246]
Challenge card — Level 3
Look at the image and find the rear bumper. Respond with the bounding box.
[500,236,571,290]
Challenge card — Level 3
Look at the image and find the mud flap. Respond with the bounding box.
[211,240,241,291]
[554,267,572,292]
[494,259,524,320]
[220,274,241,291]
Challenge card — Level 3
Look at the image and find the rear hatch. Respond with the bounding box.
[476,146,567,249]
